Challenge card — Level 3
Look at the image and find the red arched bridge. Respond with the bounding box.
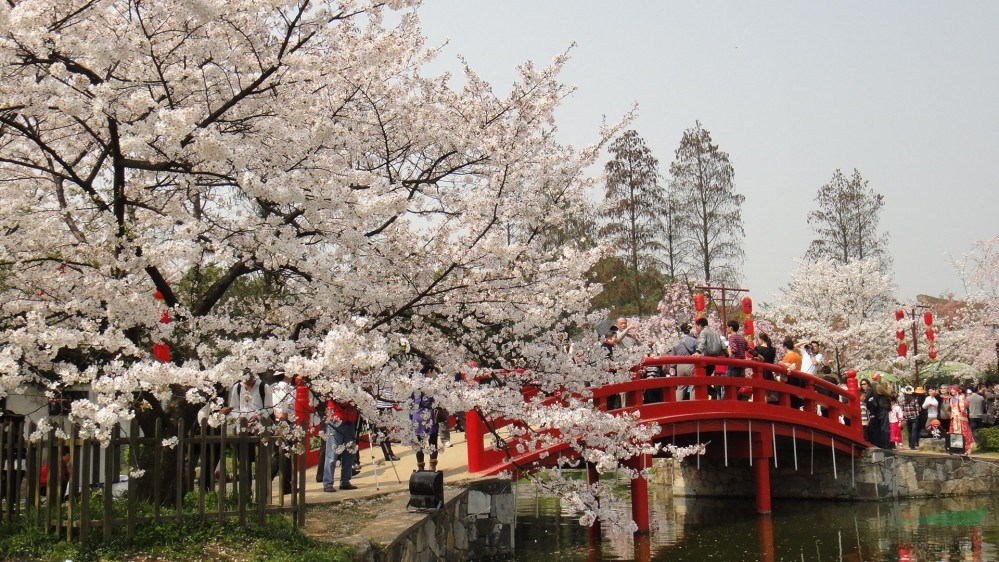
[465,356,869,531]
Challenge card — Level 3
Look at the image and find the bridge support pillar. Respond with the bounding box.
[586,462,601,547]
[753,432,772,514]
[630,454,650,533]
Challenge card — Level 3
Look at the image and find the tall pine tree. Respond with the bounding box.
[806,168,891,272]
[670,121,744,284]
[599,130,668,316]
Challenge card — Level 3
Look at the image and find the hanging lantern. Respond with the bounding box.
[895,309,905,321]
[897,342,908,357]
[741,296,753,315]
[924,312,933,326]
[896,330,905,340]
[152,343,171,363]
[694,293,705,313]
[160,310,171,324]
[928,350,938,360]
[153,289,164,300]
[744,318,755,336]
[925,328,935,342]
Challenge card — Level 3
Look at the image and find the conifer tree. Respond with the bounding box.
[669,121,744,284]
[807,168,891,272]
[599,130,668,316]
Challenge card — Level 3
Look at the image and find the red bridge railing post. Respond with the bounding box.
[845,370,862,441]
[693,360,709,400]
[752,365,766,403]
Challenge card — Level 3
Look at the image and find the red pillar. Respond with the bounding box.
[753,431,772,514]
[693,360,709,400]
[753,459,771,514]
[466,408,484,473]
[634,533,652,562]
[757,514,775,562]
[294,380,312,454]
[630,454,650,533]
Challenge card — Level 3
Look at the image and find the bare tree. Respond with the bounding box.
[599,130,667,315]
[662,183,687,280]
[669,121,744,284]
[806,169,891,272]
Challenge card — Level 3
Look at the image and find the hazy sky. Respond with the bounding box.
[417,1,999,303]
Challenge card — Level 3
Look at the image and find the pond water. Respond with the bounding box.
[507,474,999,561]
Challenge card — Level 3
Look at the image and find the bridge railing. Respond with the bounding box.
[466,356,864,473]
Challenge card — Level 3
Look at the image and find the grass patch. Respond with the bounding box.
[0,515,355,562]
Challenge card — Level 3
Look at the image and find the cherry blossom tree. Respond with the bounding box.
[929,237,999,377]
[764,258,897,375]
[0,0,659,526]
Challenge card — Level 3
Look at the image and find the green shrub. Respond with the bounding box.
[974,426,999,451]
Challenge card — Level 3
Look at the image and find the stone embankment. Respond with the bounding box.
[656,448,999,501]
[340,478,515,562]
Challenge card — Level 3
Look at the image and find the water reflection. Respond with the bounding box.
[509,473,999,561]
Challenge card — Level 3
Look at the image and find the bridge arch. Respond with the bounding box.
[466,356,870,526]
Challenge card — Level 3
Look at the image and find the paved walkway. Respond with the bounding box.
[301,430,477,505]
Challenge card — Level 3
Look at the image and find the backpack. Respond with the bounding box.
[702,328,724,356]
[234,381,267,404]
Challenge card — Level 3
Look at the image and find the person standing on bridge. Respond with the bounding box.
[671,323,698,400]
[780,337,803,409]
[725,320,749,378]
[694,317,726,399]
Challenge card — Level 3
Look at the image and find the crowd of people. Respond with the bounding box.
[860,379,999,456]
[202,361,465,497]
[603,316,996,457]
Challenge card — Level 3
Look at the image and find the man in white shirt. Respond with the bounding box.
[220,372,273,499]
[222,372,273,427]
[811,342,825,374]
[800,343,816,376]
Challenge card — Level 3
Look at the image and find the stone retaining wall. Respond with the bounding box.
[377,478,515,562]
[653,449,999,501]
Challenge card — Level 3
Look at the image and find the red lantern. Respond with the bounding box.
[152,343,171,363]
[928,350,938,360]
[160,310,171,324]
[925,328,934,341]
[896,330,905,340]
[744,318,755,336]
[895,309,905,321]
[924,312,933,326]
[741,296,753,315]
[897,342,908,357]
[153,290,164,300]
[694,293,705,312]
